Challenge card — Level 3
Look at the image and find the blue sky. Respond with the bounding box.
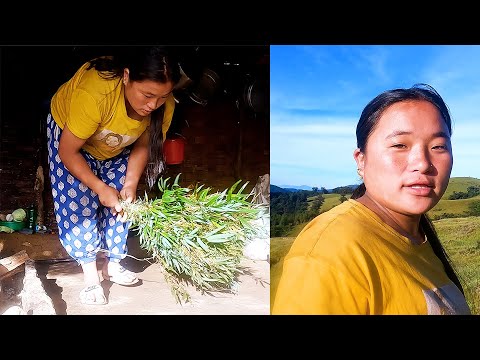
[270,45,480,189]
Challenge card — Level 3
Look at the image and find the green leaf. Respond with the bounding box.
[237,181,249,195]
[206,233,234,243]
[227,180,242,201]
[195,236,209,251]
[203,225,226,238]
[173,173,181,186]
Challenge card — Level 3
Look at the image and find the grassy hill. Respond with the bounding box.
[320,193,352,213]
[441,177,480,199]
[306,193,353,212]
[428,195,480,219]
[427,177,480,219]
[429,177,480,218]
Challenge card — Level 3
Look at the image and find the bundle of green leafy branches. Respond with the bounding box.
[121,174,267,304]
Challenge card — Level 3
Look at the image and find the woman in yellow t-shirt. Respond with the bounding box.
[47,46,181,305]
[272,83,471,315]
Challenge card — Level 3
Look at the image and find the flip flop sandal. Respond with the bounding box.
[102,265,139,286]
[79,284,107,305]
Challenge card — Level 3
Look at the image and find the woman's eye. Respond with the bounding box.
[392,144,406,148]
[433,145,448,150]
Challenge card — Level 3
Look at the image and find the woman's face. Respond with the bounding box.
[354,99,453,216]
[124,70,174,117]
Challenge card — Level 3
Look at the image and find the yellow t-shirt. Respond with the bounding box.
[272,199,471,315]
[50,61,175,160]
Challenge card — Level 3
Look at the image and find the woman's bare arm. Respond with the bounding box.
[58,124,122,212]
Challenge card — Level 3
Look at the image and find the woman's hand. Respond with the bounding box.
[97,185,122,214]
[119,185,137,204]
[116,185,138,222]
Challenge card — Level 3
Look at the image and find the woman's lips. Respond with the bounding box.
[404,184,434,196]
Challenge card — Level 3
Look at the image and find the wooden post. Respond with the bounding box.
[234,106,244,179]
[34,165,45,227]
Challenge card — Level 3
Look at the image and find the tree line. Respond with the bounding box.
[449,186,480,200]
[271,186,355,237]
[271,190,324,237]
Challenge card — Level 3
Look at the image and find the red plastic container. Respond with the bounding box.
[164,137,185,165]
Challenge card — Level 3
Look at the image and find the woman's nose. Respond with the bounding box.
[149,98,166,110]
[409,148,432,173]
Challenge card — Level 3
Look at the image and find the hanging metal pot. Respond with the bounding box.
[242,76,268,114]
[189,68,221,106]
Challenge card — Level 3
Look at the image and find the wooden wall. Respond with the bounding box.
[164,101,269,190]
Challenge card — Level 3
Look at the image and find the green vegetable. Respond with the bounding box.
[121,174,268,304]
[12,208,26,222]
[0,225,14,233]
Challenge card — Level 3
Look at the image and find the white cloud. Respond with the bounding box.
[270,121,359,188]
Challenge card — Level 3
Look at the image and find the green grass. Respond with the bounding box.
[270,217,480,314]
[270,236,296,268]
[286,223,307,237]
[320,194,351,213]
[426,177,480,219]
[428,195,480,219]
[434,216,480,314]
[307,194,352,212]
[441,177,480,199]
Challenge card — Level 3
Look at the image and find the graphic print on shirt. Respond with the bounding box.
[89,129,136,154]
[423,283,471,315]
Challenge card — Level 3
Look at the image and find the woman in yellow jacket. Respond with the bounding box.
[47,46,181,305]
[272,83,471,315]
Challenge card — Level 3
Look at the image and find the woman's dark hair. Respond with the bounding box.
[87,46,182,188]
[351,83,464,294]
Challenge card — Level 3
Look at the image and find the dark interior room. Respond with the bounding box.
[0,45,270,232]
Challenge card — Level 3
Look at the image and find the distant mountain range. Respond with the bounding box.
[271,184,358,193]
[278,184,313,191]
[271,185,300,193]
[272,177,480,195]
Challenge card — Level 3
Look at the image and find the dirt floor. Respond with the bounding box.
[40,257,268,315]
[0,233,270,315]
[0,270,24,314]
